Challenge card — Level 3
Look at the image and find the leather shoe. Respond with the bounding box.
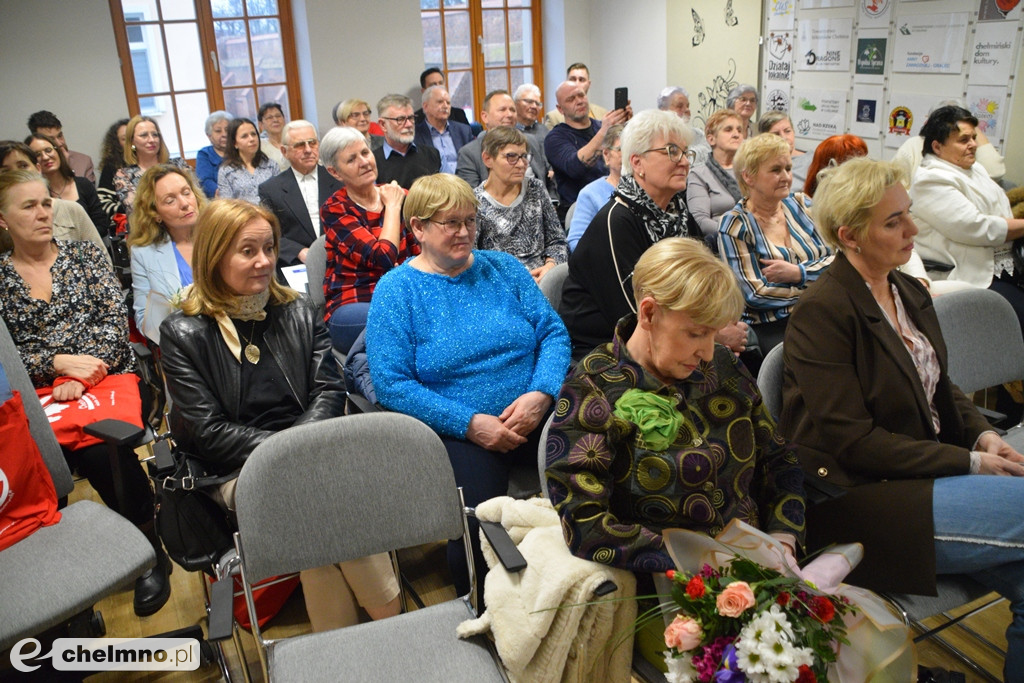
[134,551,172,617]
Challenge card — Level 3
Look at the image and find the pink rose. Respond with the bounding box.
[664,615,702,652]
[716,581,755,617]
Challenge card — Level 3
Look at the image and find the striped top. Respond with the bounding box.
[717,194,833,325]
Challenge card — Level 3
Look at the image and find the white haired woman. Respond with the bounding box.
[726,84,758,138]
[195,110,232,198]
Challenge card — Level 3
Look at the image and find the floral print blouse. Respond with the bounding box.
[0,241,135,387]
[113,158,190,216]
[545,316,806,573]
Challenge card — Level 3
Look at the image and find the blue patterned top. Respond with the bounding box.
[216,157,279,204]
[366,250,571,438]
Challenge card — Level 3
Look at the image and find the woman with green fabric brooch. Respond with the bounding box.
[545,236,807,578]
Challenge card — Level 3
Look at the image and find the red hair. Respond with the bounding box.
[803,135,869,196]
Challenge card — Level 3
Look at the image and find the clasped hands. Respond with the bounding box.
[51,354,109,402]
[466,391,552,453]
[975,431,1024,476]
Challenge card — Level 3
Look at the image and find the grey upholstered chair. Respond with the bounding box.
[304,234,328,320]
[0,317,155,650]
[539,261,569,313]
[232,412,509,682]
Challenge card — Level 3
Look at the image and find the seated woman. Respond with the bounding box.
[718,134,833,353]
[128,164,207,342]
[114,115,189,216]
[258,102,288,170]
[686,108,744,241]
[195,111,232,198]
[0,141,108,258]
[562,109,725,360]
[910,105,1024,333]
[159,198,400,632]
[96,118,129,219]
[0,169,170,616]
[780,157,1024,680]
[566,124,622,252]
[216,118,278,204]
[547,236,806,573]
[726,84,758,138]
[758,111,813,191]
[334,98,386,151]
[26,133,112,237]
[366,173,571,599]
[475,126,566,282]
[319,126,419,354]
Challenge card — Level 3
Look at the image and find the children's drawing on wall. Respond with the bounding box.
[725,0,739,26]
[693,59,739,129]
[692,9,705,46]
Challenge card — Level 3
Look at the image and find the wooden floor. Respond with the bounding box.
[64,474,1012,682]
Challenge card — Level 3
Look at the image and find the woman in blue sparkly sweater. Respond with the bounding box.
[366,173,571,599]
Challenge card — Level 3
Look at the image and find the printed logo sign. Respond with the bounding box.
[856,38,886,75]
[888,106,913,135]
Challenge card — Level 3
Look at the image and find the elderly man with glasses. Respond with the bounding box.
[373,94,441,190]
[258,119,343,266]
[414,85,474,174]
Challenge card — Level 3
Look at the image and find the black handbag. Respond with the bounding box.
[152,440,237,573]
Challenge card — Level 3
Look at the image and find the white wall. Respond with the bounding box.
[0,0,127,163]
[586,0,668,114]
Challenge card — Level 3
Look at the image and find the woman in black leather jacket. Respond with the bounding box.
[159,199,400,632]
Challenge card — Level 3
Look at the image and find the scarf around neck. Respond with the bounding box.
[615,174,690,244]
[214,290,270,363]
[705,155,742,203]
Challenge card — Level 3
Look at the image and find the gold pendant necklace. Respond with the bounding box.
[240,320,260,364]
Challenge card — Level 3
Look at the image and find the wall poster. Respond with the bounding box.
[797,17,854,71]
[971,21,1019,85]
[791,88,849,139]
[966,85,1009,146]
[892,13,970,74]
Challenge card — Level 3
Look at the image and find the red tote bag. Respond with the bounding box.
[0,391,62,551]
[36,373,143,450]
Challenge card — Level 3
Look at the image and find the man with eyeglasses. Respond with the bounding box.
[373,94,441,190]
[258,120,343,266]
[414,85,473,174]
[414,67,471,127]
[514,83,547,146]
[455,90,549,189]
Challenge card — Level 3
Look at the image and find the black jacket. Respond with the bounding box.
[159,296,346,475]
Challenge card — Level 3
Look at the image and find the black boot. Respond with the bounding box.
[134,520,172,617]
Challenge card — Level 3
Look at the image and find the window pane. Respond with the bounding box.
[224,87,257,120]
[509,9,530,66]
[215,20,253,87]
[485,68,508,94]
[507,0,530,6]
[482,10,507,68]
[481,0,503,7]
[211,0,244,18]
[246,0,278,16]
[176,92,211,157]
[250,18,285,84]
[145,94,182,157]
[444,11,471,69]
[443,0,469,8]
[131,23,171,95]
[448,70,474,122]
[160,0,195,20]
[509,67,532,94]
[165,23,206,91]
[123,0,160,21]
[421,12,442,67]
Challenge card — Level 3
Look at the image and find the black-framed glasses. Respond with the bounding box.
[290,138,319,151]
[348,110,372,119]
[427,216,477,234]
[381,115,416,125]
[642,144,696,164]
[502,152,532,166]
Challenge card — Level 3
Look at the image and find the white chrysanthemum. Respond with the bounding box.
[663,652,698,683]
[736,605,804,678]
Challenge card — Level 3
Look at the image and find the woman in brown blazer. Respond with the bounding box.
[779,158,1024,681]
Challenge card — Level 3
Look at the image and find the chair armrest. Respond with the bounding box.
[206,575,236,641]
[804,477,848,507]
[345,392,381,415]
[83,418,146,447]
[977,407,1009,434]
[920,258,954,273]
[479,521,527,573]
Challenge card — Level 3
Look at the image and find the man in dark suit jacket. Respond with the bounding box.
[259,120,343,267]
[373,94,441,190]
[414,67,470,127]
[414,86,474,174]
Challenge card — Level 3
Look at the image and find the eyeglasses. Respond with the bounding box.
[381,115,416,125]
[642,144,696,165]
[737,96,757,104]
[290,138,319,151]
[607,146,621,152]
[36,146,57,156]
[502,152,532,166]
[348,110,372,119]
[427,216,477,234]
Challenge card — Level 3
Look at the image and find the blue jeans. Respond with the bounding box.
[933,475,1024,682]
[327,302,371,355]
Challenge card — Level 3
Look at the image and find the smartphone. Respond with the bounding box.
[614,87,628,111]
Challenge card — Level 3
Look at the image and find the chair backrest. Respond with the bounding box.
[0,317,75,496]
[933,288,1024,394]
[234,412,465,584]
[756,342,785,423]
[305,235,328,317]
[536,412,555,500]
[564,201,577,231]
[539,262,569,312]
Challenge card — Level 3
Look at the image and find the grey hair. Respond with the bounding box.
[726,84,757,110]
[513,83,541,101]
[281,119,316,147]
[319,126,367,169]
[619,109,694,178]
[757,110,791,134]
[204,111,233,136]
[377,94,413,117]
[422,84,447,105]
[656,86,688,110]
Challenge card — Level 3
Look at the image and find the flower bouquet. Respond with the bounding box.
[647,520,915,683]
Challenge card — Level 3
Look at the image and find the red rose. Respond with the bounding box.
[811,595,836,623]
[776,591,790,607]
[666,570,676,581]
[686,576,705,599]
[796,664,817,683]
